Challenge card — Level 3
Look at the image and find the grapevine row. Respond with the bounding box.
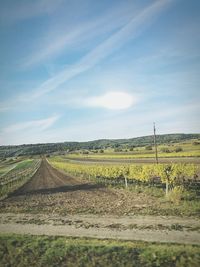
[0,159,41,198]
[50,159,199,187]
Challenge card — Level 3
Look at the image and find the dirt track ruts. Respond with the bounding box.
[11,158,81,195]
[0,213,200,245]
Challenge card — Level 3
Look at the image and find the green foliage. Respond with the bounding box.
[0,159,41,198]
[175,147,183,153]
[13,159,34,171]
[0,235,199,267]
[50,158,199,187]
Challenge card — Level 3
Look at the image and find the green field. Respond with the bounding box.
[67,140,200,159]
[0,158,41,199]
[0,234,199,267]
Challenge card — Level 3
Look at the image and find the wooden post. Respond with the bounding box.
[153,122,158,164]
[125,176,128,188]
[166,178,169,196]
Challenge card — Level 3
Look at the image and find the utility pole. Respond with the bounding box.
[153,122,158,164]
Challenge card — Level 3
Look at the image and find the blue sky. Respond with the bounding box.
[0,0,200,145]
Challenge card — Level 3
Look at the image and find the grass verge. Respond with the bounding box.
[0,234,200,267]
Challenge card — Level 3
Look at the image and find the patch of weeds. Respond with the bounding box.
[107,223,123,229]
[129,184,164,198]
[170,224,183,231]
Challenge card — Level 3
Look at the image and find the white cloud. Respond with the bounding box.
[2,115,59,134]
[85,91,137,110]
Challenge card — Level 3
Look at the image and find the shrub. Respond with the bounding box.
[167,186,185,204]
[145,145,152,150]
[114,148,123,152]
[175,147,183,153]
[160,147,171,153]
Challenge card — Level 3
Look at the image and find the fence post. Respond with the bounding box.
[125,176,128,188]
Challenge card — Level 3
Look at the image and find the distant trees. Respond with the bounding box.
[175,147,183,153]
[114,148,123,152]
[160,147,171,153]
[193,141,200,145]
[145,145,152,151]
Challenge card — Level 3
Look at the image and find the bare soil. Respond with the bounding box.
[0,159,160,215]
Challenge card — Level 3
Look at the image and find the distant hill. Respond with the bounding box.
[0,133,199,158]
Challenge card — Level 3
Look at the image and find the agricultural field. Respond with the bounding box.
[0,157,41,199]
[1,0,200,264]
[66,139,200,160]
[0,151,200,266]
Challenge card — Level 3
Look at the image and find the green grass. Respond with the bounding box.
[0,234,199,267]
[13,159,34,171]
[0,158,32,177]
[0,164,17,177]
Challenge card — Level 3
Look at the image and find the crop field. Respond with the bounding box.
[0,154,200,266]
[66,139,200,160]
[0,158,41,199]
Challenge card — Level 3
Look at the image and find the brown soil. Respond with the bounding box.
[11,159,81,195]
[0,159,158,215]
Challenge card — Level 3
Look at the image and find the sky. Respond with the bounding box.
[0,0,200,145]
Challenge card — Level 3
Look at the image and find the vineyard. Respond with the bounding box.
[67,150,200,159]
[49,158,200,194]
[0,159,41,199]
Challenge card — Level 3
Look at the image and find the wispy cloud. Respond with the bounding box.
[2,115,59,134]
[21,2,138,68]
[0,0,63,24]
[23,0,174,100]
[33,101,200,143]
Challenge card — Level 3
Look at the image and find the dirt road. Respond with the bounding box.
[0,213,200,245]
[11,158,81,195]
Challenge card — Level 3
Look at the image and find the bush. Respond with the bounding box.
[175,147,183,153]
[160,147,171,153]
[114,148,123,152]
[145,146,152,150]
[167,186,185,204]
[82,151,89,154]
[193,141,200,145]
